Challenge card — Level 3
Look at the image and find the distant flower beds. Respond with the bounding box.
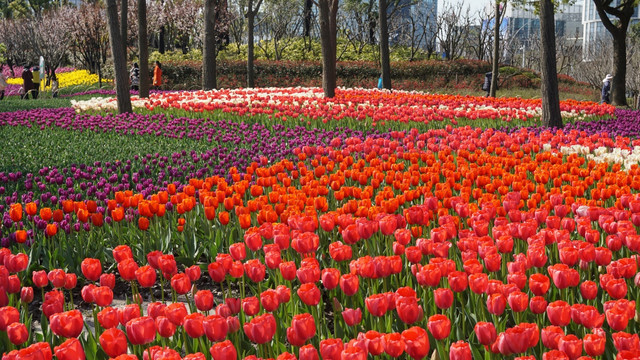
[6,69,103,90]
[70,87,614,126]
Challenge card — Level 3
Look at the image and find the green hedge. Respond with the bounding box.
[159,59,494,90]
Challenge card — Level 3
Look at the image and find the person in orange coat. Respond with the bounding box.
[153,61,162,90]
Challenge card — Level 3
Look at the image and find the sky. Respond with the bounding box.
[438,0,490,21]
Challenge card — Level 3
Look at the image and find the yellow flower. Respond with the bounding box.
[7,70,108,89]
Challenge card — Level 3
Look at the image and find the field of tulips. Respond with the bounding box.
[70,88,614,129]
[4,70,104,97]
[1,88,640,360]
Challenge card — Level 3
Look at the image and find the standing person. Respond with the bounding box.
[31,66,40,99]
[51,72,59,98]
[0,68,7,100]
[130,62,140,91]
[482,72,492,97]
[152,61,162,90]
[601,74,613,104]
[21,65,34,99]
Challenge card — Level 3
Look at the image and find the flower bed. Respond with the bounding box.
[70,88,614,128]
[1,105,640,360]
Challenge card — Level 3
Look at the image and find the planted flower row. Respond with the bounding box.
[1,123,640,359]
[70,88,614,128]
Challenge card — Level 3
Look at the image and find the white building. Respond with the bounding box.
[582,1,639,55]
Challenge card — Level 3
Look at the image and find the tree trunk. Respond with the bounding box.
[203,0,217,90]
[378,0,391,89]
[138,0,150,98]
[120,0,127,54]
[247,0,256,88]
[106,0,132,114]
[159,26,165,54]
[611,34,628,106]
[318,0,336,98]
[539,0,562,128]
[489,0,499,97]
[304,0,313,38]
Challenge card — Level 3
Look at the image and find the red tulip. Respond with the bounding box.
[54,338,86,360]
[112,245,133,263]
[613,332,640,352]
[606,305,629,331]
[362,293,387,317]
[280,261,297,281]
[434,288,454,309]
[542,326,565,350]
[118,304,141,327]
[447,271,468,292]
[299,344,319,360]
[261,289,279,312]
[32,270,48,288]
[126,316,156,345]
[195,290,215,312]
[50,310,84,338]
[117,258,138,281]
[242,296,260,316]
[7,322,28,345]
[165,302,188,326]
[339,273,359,296]
[243,313,276,344]
[135,265,156,288]
[81,258,102,281]
[244,259,266,283]
[48,269,66,288]
[156,316,177,338]
[474,321,496,345]
[558,334,583,360]
[184,313,205,338]
[276,285,291,304]
[98,306,119,329]
[401,326,429,360]
[547,300,571,327]
[449,340,472,360]
[0,306,19,331]
[292,313,316,340]
[170,273,191,294]
[529,273,551,296]
[605,278,628,299]
[486,293,507,315]
[508,291,529,313]
[297,283,321,306]
[210,340,237,360]
[342,308,362,326]
[383,333,405,357]
[204,314,228,342]
[542,350,569,360]
[580,281,598,300]
[230,243,247,261]
[427,314,451,340]
[583,334,605,356]
[100,273,116,289]
[396,296,421,324]
[99,328,128,358]
[20,286,33,303]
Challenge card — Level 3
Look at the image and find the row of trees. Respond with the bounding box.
[2,0,639,126]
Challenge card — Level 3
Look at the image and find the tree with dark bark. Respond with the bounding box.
[378,0,391,89]
[121,0,128,53]
[489,0,501,97]
[106,0,133,113]
[539,0,562,127]
[203,0,218,90]
[245,0,263,88]
[314,0,339,98]
[592,0,637,106]
[138,0,150,98]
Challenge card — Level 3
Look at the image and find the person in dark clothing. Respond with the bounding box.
[21,65,34,99]
[482,72,492,97]
[130,63,140,91]
[601,74,612,104]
